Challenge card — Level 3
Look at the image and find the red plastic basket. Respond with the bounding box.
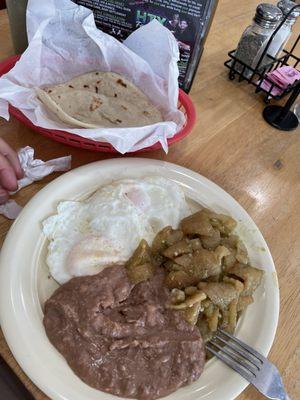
[0,55,196,153]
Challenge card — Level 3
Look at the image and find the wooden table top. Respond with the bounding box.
[0,1,299,399]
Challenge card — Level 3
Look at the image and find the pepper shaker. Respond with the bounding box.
[234,3,282,78]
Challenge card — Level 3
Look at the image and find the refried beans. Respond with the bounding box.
[43,265,205,399]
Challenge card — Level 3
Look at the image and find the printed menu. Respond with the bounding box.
[72,0,218,92]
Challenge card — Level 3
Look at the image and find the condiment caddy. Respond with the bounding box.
[224,2,299,131]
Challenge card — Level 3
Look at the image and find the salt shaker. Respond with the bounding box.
[267,0,300,58]
[234,3,282,78]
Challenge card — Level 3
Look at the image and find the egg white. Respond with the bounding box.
[43,177,190,284]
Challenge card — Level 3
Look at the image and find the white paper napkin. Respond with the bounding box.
[0,146,72,219]
[0,200,23,220]
[16,146,72,191]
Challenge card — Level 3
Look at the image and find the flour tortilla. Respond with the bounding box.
[36,72,163,128]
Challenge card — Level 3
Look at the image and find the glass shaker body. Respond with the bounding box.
[267,22,292,58]
[271,1,300,58]
[234,21,276,78]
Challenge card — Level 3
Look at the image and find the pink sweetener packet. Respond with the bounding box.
[273,66,300,86]
[259,66,300,95]
[260,79,283,96]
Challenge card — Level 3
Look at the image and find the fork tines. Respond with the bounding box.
[206,329,264,382]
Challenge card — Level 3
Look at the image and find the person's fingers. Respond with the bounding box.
[0,154,18,192]
[0,186,9,204]
[0,138,23,179]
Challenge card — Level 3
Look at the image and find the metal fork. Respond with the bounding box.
[206,329,290,400]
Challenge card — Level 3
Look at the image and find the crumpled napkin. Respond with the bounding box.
[16,146,72,191]
[0,146,71,219]
[0,200,23,220]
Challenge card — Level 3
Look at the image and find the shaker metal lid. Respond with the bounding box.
[255,3,283,26]
[277,1,299,21]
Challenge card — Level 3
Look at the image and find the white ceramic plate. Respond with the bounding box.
[0,158,279,400]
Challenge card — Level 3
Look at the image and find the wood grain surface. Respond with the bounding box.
[0,1,299,399]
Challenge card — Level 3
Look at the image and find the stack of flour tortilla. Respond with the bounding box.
[36,72,163,129]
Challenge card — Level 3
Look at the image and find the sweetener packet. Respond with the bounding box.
[260,66,300,96]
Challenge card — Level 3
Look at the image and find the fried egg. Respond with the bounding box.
[43,177,190,284]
